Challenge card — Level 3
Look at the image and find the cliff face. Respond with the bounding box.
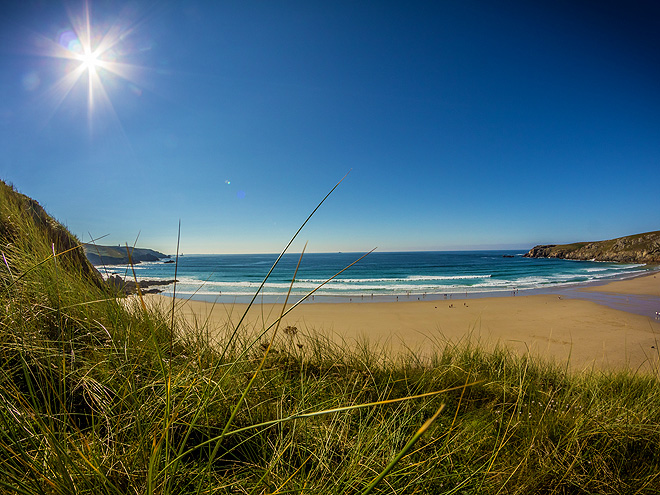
[524,231,660,263]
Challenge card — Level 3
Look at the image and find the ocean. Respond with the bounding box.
[99,251,654,303]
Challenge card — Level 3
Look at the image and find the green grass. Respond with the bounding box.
[1,181,660,494]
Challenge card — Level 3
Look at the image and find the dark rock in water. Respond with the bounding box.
[524,230,660,263]
[163,260,175,264]
[106,275,177,295]
[502,255,515,258]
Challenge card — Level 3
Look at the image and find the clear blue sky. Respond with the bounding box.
[1,1,659,254]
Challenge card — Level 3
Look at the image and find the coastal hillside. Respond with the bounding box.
[0,180,104,289]
[524,230,660,263]
[83,243,170,265]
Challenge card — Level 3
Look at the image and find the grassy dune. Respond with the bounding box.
[1,181,660,494]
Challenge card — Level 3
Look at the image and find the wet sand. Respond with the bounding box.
[581,271,660,297]
[146,273,660,373]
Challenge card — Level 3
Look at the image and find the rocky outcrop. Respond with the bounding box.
[84,244,170,265]
[106,275,177,295]
[524,231,660,263]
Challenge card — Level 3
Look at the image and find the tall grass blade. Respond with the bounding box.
[166,383,479,467]
[361,404,446,495]
[170,219,181,338]
[199,244,309,486]
[222,171,351,356]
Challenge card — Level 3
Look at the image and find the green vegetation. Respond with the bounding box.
[2,181,660,494]
[525,230,660,262]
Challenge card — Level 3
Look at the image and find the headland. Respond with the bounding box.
[525,230,660,263]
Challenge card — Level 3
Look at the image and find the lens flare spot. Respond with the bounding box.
[58,30,79,52]
[128,83,143,96]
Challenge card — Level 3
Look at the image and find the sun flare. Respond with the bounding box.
[77,50,99,70]
[31,0,146,126]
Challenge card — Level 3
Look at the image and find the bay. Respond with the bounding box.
[99,251,652,303]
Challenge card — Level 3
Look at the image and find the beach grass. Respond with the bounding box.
[2,182,660,494]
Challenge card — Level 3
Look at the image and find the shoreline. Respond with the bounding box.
[106,253,659,305]
[155,268,660,318]
[158,268,660,302]
[146,272,660,373]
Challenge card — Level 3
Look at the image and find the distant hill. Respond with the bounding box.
[83,244,170,265]
[524,231,660,263]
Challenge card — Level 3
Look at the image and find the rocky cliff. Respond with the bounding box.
[524,231,660,263]
[84,244,170,265]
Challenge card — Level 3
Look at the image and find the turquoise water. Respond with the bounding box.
[99,251,654,303]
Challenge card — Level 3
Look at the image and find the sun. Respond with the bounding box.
[31,0,146,125]
[77,50,100,71]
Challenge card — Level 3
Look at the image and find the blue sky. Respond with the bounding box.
[1,0,659,254]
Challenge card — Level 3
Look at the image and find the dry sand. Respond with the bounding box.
[146,273,660,372]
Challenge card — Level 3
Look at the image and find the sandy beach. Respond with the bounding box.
[147,273,660,372]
